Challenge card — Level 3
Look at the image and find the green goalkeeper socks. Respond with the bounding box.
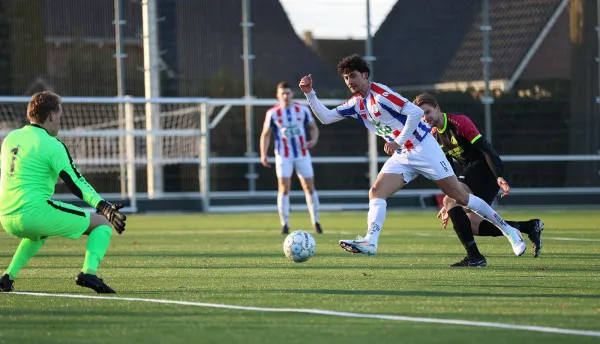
[82,225,112,275]
[5,238,47,280]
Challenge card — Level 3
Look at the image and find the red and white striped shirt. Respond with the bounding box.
[263,102,314,158]
[333,82,429,150]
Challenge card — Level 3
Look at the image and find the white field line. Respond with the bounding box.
[413,233,600,242]
[7,292,600,338]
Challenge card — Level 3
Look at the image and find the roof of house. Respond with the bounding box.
[42,0,343,96]
[372,0,567,90]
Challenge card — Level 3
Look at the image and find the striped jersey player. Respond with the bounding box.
[265,102,312,160]
[335,82,431,151]
[260,82,323,235]
[299,54,526,258]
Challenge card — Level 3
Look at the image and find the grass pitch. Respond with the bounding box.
[1,209,599,343]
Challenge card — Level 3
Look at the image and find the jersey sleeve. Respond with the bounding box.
[304,90,347,124]
[454,115,482,143]
[334,96,359,119]
[471,137,505,179]
[263,109,275,131]
[48,140,104,208]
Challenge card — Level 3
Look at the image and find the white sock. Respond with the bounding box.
[305,191,320,224]
[277,193,290,227]
[466,194,516,236]
[364,198,386,246]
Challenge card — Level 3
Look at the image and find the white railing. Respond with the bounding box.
[0,96,598,213]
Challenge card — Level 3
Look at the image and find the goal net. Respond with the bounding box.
[0,98,206,211]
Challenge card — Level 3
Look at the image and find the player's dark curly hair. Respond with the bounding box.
[337,54,370,77]
[27,91,62,124]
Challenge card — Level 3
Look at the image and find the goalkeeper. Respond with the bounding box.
[0,91,126,294]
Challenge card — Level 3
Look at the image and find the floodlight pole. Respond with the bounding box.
[597,0,600,108]
[481,0,494,144]
[242,0,257,192]
[114,0,127,200]
[365,0,378,186]
[142,0,163,198]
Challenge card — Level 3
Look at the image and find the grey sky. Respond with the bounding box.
[279,0,397,39]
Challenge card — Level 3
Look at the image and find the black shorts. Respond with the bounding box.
[458,160,499,205]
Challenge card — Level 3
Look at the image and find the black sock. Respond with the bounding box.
[477,221,504,237]
[506,220,535,235]
[448,207,483,258]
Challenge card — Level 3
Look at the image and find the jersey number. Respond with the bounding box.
[9,146,19,176]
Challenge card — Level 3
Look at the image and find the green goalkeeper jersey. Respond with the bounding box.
[0,124,103,215]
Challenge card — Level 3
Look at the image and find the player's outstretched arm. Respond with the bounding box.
[299,74,345,125]
[50,140,127,233]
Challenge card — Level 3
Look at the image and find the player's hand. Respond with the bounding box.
[97,200,127,234]
[384,142,400,155]
[299,74,313,93]
[260,155,271,168]
[437,206,449,230]
[497,177,511,198]
[306,139,318,149]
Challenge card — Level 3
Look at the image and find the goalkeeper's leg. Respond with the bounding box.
[0,200,91,291]
[76,214,116,293]
[3,200,117,293]
[0,236,47,291]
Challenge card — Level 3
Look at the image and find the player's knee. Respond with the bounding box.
[278,185,290,195]
[91,224,113,238]
[302,182,314,194]
[369,186,386,200]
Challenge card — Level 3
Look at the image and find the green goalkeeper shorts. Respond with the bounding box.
[0,200,91,241]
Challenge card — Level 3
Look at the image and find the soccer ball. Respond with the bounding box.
[283,230,316,263]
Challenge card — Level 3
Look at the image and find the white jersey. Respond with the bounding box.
[334,82,430,150]
[264,102,314,158]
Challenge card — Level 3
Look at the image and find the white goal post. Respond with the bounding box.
[0,96,598,213]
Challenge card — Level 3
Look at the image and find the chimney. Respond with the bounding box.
[303,30,319,52]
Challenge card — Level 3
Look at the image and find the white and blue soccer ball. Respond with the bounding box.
[283,230,316,263]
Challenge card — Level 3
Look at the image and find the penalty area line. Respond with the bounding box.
[9,292,600,338]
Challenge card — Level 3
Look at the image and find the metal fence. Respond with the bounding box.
[0,0,599,211]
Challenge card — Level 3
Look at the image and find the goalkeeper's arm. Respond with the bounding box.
[49,140,104,208]
[50,140,126,233]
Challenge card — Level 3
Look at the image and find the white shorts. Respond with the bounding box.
[379,134,455,183]
[275,156,314,179]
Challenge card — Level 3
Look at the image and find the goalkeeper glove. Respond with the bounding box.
[96,200,127,234]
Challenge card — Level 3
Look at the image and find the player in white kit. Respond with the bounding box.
[260,82,323,235]
[299,54,525,257]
